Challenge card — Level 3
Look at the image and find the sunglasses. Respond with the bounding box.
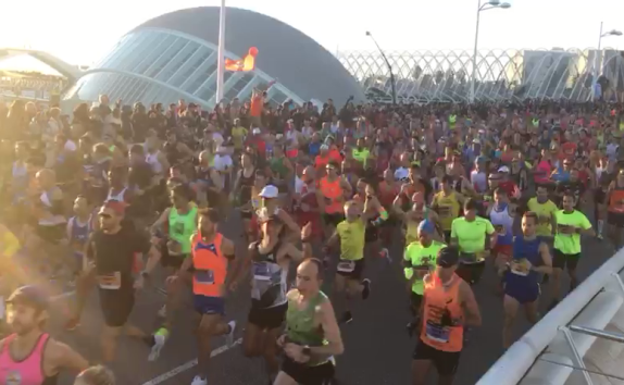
[98,213,112,219]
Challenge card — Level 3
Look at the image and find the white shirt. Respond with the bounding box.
[295,176,304,194]
[213,154,233,172]
[211,132,224,148]
[394,167,409,181]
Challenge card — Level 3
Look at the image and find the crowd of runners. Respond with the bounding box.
[0,90,623,385]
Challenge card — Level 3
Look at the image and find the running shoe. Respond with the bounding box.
[225,321,236,347]
[190,375,207,385]
[361,278,371,300]
[148,327,170,361]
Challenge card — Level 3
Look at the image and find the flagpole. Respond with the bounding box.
[216,0,226,103]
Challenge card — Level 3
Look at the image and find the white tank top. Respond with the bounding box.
[146,151,163,174]
[489,204,514,236]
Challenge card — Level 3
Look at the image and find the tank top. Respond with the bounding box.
[250,240,288,309]
[38,189,66,226]
[506,235,542,287]
[168,206,198,254]
[285,290,330,366]
[421,273,463,352]
[0,333,57,385]
[470,170,487,194]
[489,203,514,245]
[106,187,127,203]
[69,216,91,256]
[192,233,227,298]
[11,162,28,199]
[319,177,342,214]
[239,168,256,209]
[434,191,460,231]
[146,151,163,174]
[609,183,624,214]
[269,157,288,180]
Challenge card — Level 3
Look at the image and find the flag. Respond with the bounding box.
[225,47,258,72]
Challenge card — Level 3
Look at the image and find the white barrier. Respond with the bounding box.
[477,248,624,385]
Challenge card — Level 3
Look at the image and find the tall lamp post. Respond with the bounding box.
[215,0,226,103]
[365,31,397,105]
[470,0,511,103]
[591,21,622,101]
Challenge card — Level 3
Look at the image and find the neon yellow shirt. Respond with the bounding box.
[451,216,495,253]
[554,210,591,255]
[337,219,366,261]
[527,197,558,236]
[231,126,248,150]
[1,229,20,258]
[352,148,370,167]
[404,240,446,295]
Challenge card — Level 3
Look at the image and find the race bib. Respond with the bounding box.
[510,259,530,276]
[253,262,271,281]
[557,224,573,235]
[425,322,450,343]
[438,205,451,218]
[337,260,356,273]
[494,224,505,235]
[194,269,215,284]
[97,272,121,290]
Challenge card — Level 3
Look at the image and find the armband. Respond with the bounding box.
[402,259,413,268]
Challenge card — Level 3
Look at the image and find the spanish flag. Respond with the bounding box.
[225,47,258,72]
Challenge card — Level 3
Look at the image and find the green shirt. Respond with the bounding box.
[554,210,591,255]
[168,206,198,254]
[352,148,370,166]
[404,240,446,295]
[451,216,495,253]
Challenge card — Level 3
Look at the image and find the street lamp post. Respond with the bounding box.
[470,0,511,103]
[591,21,622,101]
[365,31,397,105]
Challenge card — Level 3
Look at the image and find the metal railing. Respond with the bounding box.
[477,249,624,385]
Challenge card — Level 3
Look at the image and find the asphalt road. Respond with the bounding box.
[48,208,617,385]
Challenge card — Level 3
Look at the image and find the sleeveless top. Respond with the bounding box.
[250,240,288,309]
[38,189,66,226]
[507,235,542,287]
[0,333,57,385]
[285,290,330,366]
[489,203,514,246]
[11,161,28,200]
[609,182,624,214]
[192,233,227,298]
[168,206,198,255]
[146,151,163,175]
[319,177,342,214]
[69,215,91,256]
[421,273,464,352]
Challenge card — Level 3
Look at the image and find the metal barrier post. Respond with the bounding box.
[560,326,595,385]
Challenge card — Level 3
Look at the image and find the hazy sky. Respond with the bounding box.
[0,0,623,68]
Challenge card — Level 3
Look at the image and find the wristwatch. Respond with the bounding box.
[302,345,311,357]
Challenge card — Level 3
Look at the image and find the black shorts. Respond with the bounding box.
[607,212,624,228]
[281,355,335,385]
[36,224,65,244]
[99,288,135,328]
[160,245,188,269]
[247,301,288,330]
[553,249,581,270]
[336,258,365,280]
[323,213,344,228]
[456,261,486,285]
[413,339,461,376]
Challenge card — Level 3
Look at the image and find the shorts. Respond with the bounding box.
[553,249,581,270]
[504,282,540,304]
[323,213,344,227]
[247,301,287,330]
[607,212,624,228]
[493,244,512,257]
[193,295,226,316]
[36,224,65,244]
[412,339,461,376]
[336,258,365,280]
[99,288,135,328]
[281,355,335,385]
[456,260,486,285]
[160,245,188,269]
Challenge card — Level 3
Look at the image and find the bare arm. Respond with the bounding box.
[47,340,89,375]
[150,208,171,234]
[534,241,552,275]
[459,281,481,327]
[308,300,344,356]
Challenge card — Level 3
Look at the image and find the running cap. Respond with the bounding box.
[259,185,279,199]
[417,219,435,234]
[252,128,261,135]
[498,166,510,173]
[7,285,49,311]
[437,247,460,268]
[101,200,126,216]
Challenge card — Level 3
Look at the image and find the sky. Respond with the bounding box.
[0,0,623,71]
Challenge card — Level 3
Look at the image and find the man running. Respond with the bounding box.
[0,285,89,383]
[168,208,237,385]
[275,259,344,385]
[502,212,552,349]
[412,247,481,385]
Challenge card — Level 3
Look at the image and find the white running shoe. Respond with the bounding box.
[158,304,167,318]
[190,375,208,385]
[226,320,236,347]
[148,328,169,362]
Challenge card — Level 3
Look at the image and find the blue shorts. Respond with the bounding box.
[193,295,225,316]
[504,282,540,305]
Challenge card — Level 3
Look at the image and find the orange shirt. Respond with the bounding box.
[421,273,464,352]
[192,233,228,297]
[250,95,263,117]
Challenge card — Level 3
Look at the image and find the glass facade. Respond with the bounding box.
[64,28,304,108]
[337,49,624,102]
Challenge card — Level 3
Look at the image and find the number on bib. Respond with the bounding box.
[253,263,271,281]
[510,259,530,276]
[97,272,121,290]
[425,322,450,343]
[195,269,215,284]
[337,260,356,273]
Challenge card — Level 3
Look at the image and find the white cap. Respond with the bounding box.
[252,128,261,135]
[259,185,279,199]
[498,166,510,173]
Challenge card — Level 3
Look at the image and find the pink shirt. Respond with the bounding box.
[0,333,50,385]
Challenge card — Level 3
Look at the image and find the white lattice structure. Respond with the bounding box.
[337,48,624,102]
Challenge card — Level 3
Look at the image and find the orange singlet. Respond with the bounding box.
[320,176,343,214]
[421,273,464,353]
[192,233,228,298]
[609,187,624,214]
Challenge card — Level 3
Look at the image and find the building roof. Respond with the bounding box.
[131,6,364,104]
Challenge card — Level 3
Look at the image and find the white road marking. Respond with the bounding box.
[141,338,242,385]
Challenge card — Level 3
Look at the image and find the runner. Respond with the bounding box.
[487,188,516,292]
[166,208,237,385]
[319,161,351,239]
[0,285,89,383]
[274,259,343,385]
[606,169,624,249]
[432,175,463,243]
[502,212,552,349]
[242,220,313,383]
[550,191,595,309]
[411,246,481,385]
